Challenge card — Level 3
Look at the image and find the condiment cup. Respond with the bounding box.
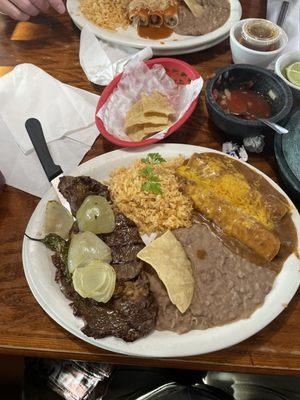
[230,19,288,68]
[205,64,293,138]
[241,19,281,51]
[275,51,300,100]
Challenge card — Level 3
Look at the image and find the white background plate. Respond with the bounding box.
[23,144,300,358]
[67,0,242,55]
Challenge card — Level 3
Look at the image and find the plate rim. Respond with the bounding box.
[22,143,300,358]
[66,0,242,51]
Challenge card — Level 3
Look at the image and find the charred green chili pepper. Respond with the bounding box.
[25,233,69,266]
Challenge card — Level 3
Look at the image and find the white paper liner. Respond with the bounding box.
[97,58,203,142]
[79,26,153,86]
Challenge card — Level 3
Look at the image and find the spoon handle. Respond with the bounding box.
[259,118,289,135]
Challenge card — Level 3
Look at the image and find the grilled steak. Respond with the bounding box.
[100,213,143,248]
[52,254,157,342]
[112,261,143,281]
[75,274,157,342]
[52,175,157,341]
[100,212,144,281]
[58,176,110,215]
[110,243,144,265]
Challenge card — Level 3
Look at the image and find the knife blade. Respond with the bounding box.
[25,118,72,215]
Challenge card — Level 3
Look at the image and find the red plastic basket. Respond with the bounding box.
[95,58,201,148]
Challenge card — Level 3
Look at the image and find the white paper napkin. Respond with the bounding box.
[0,117,94,197]
[0,65,100,197]
[267,0,300,52]
[0,64,99,155]
[79,26,153,86]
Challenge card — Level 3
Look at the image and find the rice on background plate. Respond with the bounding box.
[80,0,130,31]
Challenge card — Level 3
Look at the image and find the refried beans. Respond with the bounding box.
[174,0,230,36]
[147,222,277,333]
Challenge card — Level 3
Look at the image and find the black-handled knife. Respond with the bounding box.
[26,118,62,181]
[25,118,72,213]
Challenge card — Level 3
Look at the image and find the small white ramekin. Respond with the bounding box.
[230,19,288,68]
[275,51,300,99]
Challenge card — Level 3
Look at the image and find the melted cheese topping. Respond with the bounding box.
[177,155,275,230]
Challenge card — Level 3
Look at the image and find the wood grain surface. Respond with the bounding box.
[1,0,300,375]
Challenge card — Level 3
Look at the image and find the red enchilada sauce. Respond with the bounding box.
[215,88,271,120]
[138,25,173,39]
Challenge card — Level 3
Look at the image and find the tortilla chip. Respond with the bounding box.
[145,112,172,118]
[137,231,194,313]
[126,99,142,117]
[127,123,170,141]
[125,99,169,132]
[141,123,170,134]
[141,91,175,116]
[128,132,148,142]
[124,91,174,141]
[126,114,169,130]
[125,124,146,142]
[125,100,143,128]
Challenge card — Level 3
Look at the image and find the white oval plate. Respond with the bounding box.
[67,0,242,54]
[71,17,229,56]
[23,144,300,358]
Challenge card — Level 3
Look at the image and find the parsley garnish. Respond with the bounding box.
[140,153,165,195]
[148,174,159,182]
[141,181,162,195]
[141,165,153,177]
[141,153,166,165]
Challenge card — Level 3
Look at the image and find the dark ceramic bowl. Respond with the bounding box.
[205,64,293,138]
[274,110,300,200]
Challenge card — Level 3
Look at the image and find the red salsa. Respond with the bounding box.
[214,88,271,120]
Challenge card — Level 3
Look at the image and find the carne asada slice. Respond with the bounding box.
[51,175,157,341]
[100,213,144,280]
[110,243,144,265]
[100,213,143,247]
[52,254,157,342]
[58,176,110,215]
[113,260,143,281]
[74,274,157,342]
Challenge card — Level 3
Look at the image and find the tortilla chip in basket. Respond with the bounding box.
[125,100,169,130]
[126,123,171,142]
[124,90,175,141]
[141,91,175,116]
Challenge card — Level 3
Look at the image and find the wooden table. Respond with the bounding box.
[0,0,299,377]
